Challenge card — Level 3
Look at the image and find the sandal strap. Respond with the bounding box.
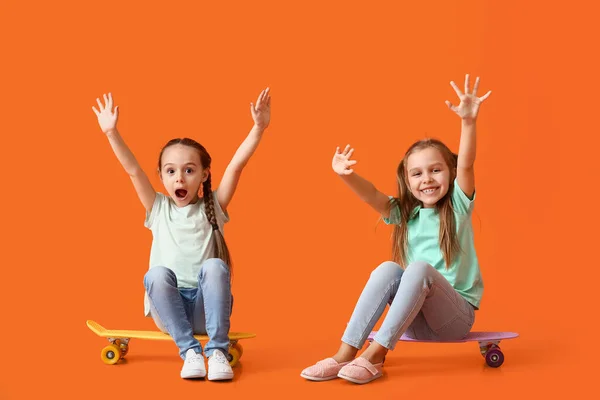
[351,357,380,376]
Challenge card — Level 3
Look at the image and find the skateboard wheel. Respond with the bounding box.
[485,348,504,368]
[101,344,121,365]
[480,343,499,357]
[227,346,241,367]
[112,339,129,358]
[232,342,243,358]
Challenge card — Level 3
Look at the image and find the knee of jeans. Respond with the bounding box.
[371,261,403,281]
[199,258,230,281]
[144,266,174,289]
[404,261,433,279]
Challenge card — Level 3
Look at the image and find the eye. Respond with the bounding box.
[433,168,441,173]
[186,168,194,174]
[167,169,174,174]
[412,172,421,177]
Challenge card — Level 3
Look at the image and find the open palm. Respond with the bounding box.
[251,87,271,129]
[332,144,357,175]
[92,93,118,133]
[445,74,491,121]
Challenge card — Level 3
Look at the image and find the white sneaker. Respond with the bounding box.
[208,349,234,381]
[180,349,206,379]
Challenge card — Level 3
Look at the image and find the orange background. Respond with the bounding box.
[1,0,597,398]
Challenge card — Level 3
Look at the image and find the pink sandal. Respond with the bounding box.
[337,357,384,384]
[300,358,351,381]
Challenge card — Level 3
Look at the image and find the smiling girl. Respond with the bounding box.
[301,75,491,384]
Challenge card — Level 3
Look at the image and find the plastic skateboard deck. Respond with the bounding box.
[87,320,255,366]
[367,330,518,367]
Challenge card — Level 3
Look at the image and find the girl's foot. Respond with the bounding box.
[300,358,351,381]
[180,349,206,379]
[207,349,234,381]
[337,357,384,384]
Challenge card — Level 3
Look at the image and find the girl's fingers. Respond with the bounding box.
[472,77,480,97]
[96,98,104,111]
[335,146,341,154]
[445,100,457,113]
[464,74,470,94]
[345,169,354,175]
[342,144,351,155]
[450,81,463,97]
[347,160,358,166]
[480,90,492,102]
[92,106,100,116]
[346,148,355,159]
[259,88,270,109]
[114,105,119,118]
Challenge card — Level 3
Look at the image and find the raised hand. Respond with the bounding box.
[251,87,271,130]
[332,144,358,176]
[92,93,119,134]
[445,74,491,121]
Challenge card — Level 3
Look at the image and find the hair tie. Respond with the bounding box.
[212,224,219,231]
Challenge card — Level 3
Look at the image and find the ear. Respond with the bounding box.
[202,169,210,183]
[158,168,163,182]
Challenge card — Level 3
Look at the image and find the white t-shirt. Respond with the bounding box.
[143,191,229,316]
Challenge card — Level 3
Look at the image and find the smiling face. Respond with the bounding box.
[159,144,208,207]
[405,147,453,208]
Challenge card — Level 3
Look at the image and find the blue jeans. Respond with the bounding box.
[342,261,475,350]
[143,258,233,359]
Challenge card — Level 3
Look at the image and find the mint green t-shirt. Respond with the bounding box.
[142,191,230,317]
[383,178,484,309]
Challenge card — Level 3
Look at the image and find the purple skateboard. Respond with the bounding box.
[367,331,518,368]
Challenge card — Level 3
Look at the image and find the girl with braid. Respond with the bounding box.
[92,88,271,380]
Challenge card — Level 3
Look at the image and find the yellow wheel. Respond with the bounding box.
[101,344,121,365]
[232,342,243,358]
[228,346,241,367]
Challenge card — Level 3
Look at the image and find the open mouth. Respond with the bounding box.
[175,189,188,199]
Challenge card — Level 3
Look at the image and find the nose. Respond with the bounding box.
[175,171,185,183]
[422,173,433,183]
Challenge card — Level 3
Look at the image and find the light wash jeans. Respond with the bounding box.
[342,261,475,350]
[143,258,232,359]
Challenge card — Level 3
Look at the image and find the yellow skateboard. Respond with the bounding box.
[87,320,256,366]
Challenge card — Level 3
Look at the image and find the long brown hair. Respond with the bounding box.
[158,138,233,272]
[390,138,460,269]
